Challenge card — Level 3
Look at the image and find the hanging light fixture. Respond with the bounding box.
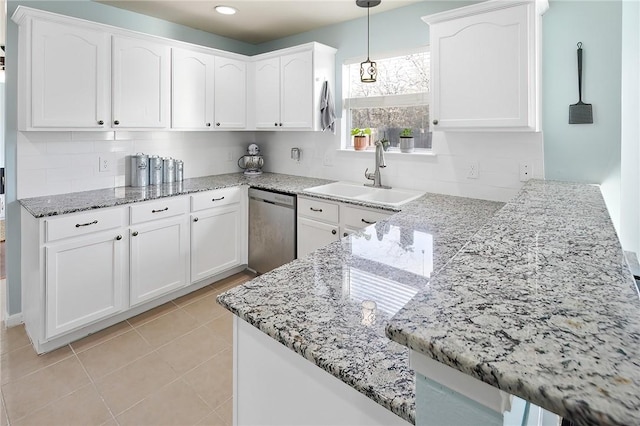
[357,0,381,83]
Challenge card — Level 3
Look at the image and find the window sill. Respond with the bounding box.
[337,148,436,157]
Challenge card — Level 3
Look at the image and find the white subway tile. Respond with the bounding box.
[47,166,93,181]
[71,176,115,192]
[47,140,95,154]
[71,131,115,141]
[20,154,72,170]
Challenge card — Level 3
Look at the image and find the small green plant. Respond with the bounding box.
[400,128,413,138]
[351,127,372,137]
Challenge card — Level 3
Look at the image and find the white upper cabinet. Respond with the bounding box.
[112,35,171,129]
[252,43,336,131]
[29,19,110,129]
[214,56,247,129]
[424,0,548,131]
[172,48,216,130]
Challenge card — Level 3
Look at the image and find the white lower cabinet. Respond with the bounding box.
[45,230,127,339]
[297,196,393,258]
[191,203,243,283]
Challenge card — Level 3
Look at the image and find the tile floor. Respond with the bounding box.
[0,271,254,426]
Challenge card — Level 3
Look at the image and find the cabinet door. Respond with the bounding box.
[172,48,215,129]
[214,56,247,129]
[31,19,110,128]
[297,216,339,259]
[280,51,313,129]
[254,57,281,129]
[112,35,171,128]
[130,216,189,306]
[45,231,126,338]
[190,204,242,283]
[430,4,532,130]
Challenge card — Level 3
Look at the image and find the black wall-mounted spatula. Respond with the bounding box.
[569,42,593,124]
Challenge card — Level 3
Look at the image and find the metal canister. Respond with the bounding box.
[162,157,175,183]
[130,153,149,187]
[149,155,163,185]
[175,160,184,182]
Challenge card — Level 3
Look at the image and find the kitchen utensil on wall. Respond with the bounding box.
[569,42,593,124]
[238,143,264,176]
[130,153,149,187]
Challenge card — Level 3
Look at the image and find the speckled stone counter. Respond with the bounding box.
[386,180,640,426]
[217,193,504,423]
[19,173,335,218]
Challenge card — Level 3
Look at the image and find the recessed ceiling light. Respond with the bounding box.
[215,5,237,15]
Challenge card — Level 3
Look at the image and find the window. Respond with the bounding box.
[343,49,431,151]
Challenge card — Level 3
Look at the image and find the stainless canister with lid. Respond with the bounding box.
[175,160,184,182]
[130,153,149,187]
[149,155,163,185]
[162,157,175,183]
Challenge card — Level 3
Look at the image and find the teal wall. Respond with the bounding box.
[542,0,622,184]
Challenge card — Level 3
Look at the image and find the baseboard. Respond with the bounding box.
[4,312,24,327]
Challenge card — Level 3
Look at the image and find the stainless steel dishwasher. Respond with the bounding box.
[248,188,296,274]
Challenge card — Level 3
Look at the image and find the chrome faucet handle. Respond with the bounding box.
[364,168,375,180]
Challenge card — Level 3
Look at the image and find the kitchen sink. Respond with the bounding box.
[304,181,424,207]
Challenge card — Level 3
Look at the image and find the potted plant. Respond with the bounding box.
[399,128,414,153]
[351,128,371,151]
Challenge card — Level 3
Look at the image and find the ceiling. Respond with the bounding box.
[96,0,421,45]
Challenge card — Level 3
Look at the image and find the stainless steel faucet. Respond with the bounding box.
[365,141,391,189]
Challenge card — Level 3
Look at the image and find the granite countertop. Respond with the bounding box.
[386,180,640,426]
[19,172,335,218]
[217,193,504,423]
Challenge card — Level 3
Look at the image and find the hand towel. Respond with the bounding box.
[320,81,336,134]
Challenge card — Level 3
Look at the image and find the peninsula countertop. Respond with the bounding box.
[217,192,504,423]
[386,180,640,426]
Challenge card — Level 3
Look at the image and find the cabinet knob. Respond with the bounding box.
[98,120,104,125]
[114,120,120,125]
[332,229,337,235]
[216,122,221,127]
[193,217,199,222]
[361,218,375,225]
[279,123,283,127]
[432,119,438,125]
[206,123,211,127]
[274,122,278,127]
[343,232,348,237]
[132,231,139,237]
[115,235,122,240]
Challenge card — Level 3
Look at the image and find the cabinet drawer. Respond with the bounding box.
[130,197,189,224]
[45,208,125,242]
[191,187,241,212]
[342,205,391,229]
[298,197,339,223]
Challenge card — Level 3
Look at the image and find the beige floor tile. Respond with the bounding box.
[0,324,31,355]
[1,390,9,426]
[99,416,118,426]
[197,410,227,426]
[2,356,90,422]
[12,384,111,426]
[135,308,199,348]
[210,273,255,296]
[127,301,178,328]
[215,398,233,426]
[116,379,211,426]
[182,349,233,410]
[156,325,230,375]
[181,294,228,324]
[77,330,153,379]
[70,321,132,353]
[205,312,233,344]
[95,351,178,415]
[1,344,73,385]
[173,285,217,307]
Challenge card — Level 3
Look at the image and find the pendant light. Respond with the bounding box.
[357,0,381,83]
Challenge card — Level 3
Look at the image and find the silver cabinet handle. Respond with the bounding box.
[152,207,168,213]
[310,207,322,212]
[193,217,199,222]
[116,235,122,240]
[75,220,98,228]
[212,197,225,202]
[132,231,139,237]
[331,229,337,235]
[361,219,376,225]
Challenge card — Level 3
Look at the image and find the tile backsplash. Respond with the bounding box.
[17,131,255,198]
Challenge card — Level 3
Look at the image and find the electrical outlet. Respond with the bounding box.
[99,156,112,173]
[520,163,532,181]
[467,161,479,179]
[323,152,334,167]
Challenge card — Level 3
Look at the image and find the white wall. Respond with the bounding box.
[17,131,253,198]
[258,119,544,203]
